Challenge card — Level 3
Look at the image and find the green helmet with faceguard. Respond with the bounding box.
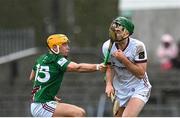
[114,16,134,35]
[109,16,134,42]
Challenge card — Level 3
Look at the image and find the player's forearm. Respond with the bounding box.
[106,76,112,85]
[106,66,113,84]
[75,63,98,72]
[121,57,145,79]
[67,62,102,72]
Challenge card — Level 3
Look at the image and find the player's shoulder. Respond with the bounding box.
[37,53,61,64]
[36,54,46,62]
[130,37,145,47]
[130,37,144,44]
[102,39,111,56]
[53,54,69,66]
[102,39,111,48]
[103,39,111,45]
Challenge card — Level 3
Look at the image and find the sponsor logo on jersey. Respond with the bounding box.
[57,58,68,67]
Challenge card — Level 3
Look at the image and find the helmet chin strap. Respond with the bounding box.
[114,35,129,43]
[50,45,60,54]
[115,38,126,43]
[114,30,129,43]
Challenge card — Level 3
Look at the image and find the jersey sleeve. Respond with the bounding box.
[102,40,111,64]
[57,57,71,72]
[102,40,110,57]
[134,42,147,63]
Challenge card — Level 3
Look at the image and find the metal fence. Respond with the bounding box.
[0,28,39,64]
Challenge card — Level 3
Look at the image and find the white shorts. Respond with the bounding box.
[31,101,58,117]
[115,86,151,107]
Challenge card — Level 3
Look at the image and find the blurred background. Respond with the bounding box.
[0,0,180,116]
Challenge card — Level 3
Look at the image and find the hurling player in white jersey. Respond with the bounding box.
[102,16,152,117]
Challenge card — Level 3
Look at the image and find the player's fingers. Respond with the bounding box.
[99,63,107,72]
[109,88,115,98]
[99,63,106,68]
[112,89,115,95]
[117,49,122,52]
[110,93,115,101]
[105,91,111,97]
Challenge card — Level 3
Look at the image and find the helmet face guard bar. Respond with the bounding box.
[109,22,129,42]
[113,17,134,35]
[46,42,60,54]
[46,34,69,54]
[50,45,60,54]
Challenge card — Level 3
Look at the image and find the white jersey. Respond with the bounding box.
[102,38,152,106]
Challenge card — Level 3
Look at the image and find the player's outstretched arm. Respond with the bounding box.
[66,62,105,72]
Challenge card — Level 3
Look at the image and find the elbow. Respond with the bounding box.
[137,75,145,79]
[136,71,145,79]
[67,63,81,72]
[73,64,82,72]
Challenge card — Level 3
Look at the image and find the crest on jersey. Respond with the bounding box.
[139,51,145,59]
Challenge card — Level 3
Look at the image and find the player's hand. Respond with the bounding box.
[112,49,125,60]
[105,82,114,98]
[97,63,107,72]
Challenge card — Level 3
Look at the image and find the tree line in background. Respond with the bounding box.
[0,0,118,48]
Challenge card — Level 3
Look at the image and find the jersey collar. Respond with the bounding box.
[115,38,130,51]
